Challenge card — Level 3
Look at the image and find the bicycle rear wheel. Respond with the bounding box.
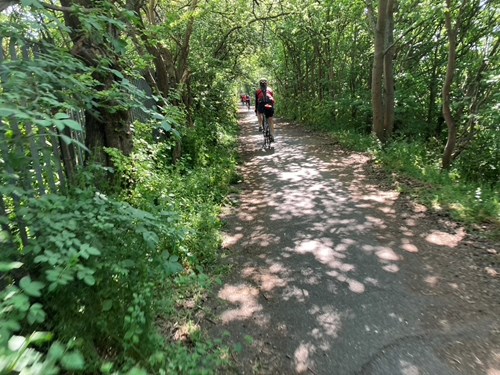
[263,118,271,149]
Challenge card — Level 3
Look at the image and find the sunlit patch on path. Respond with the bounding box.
[218,284,264,324]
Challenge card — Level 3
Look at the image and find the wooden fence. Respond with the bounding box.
[0,37,154,246]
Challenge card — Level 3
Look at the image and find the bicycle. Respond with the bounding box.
[262,112,272,150]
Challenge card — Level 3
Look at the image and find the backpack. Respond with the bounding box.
[257,88,274,106]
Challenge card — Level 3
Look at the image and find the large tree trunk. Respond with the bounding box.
[442,0,458,170]
[371,0,388,142]
[60,0,133,166]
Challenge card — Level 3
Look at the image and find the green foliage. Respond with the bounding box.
[330,129,379,152]
[1,168,236,373]
[1,0,241,373]
[374,139,499,228]
[160,339,229,375]
[7,190,177,368]
[109,112,238,270]
[375,139,443,179]
[0,262,86,374]
[453,127,500,186]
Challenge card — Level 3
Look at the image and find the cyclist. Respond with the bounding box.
[254,78,275,142]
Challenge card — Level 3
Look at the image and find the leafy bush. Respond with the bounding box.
[453,125,500,186]
[0,189,183,370]
[0,262,86,374]
[108,112,238,270]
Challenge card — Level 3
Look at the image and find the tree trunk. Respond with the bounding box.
[383,0,395,140]
[372,0,388,142]
[442,0,458,170]
[426,39,441,131]
[60,0,133,166]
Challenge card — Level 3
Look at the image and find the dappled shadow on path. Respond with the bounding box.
[206,108,499,375]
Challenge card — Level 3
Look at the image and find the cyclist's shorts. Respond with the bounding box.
[258,102,274,117]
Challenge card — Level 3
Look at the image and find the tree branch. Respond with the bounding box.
[0,0,96,13]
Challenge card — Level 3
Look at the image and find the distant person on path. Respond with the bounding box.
[255,78,275,141]
[244,94,251,110]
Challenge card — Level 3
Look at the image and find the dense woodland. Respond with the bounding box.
[0,0,498,373]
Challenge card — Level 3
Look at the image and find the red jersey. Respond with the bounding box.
[255,87,275,105]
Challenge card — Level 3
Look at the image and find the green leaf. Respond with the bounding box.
[34,119,53,127]
[19,276,44,297]
[0,319,21,332]
[0,230,9,243]
[69,137,90,152]
[121,259,135,268]
[101,362,114,373]
[86,246,101,256]
[34,255,48,263]
[160,121,172,132]
[8,335,27,351]
[27,303,47,324]
[126,367,148,375]
[60,351,85,371]
[142,231,159,249]
[102,300,113,312]
[62,119,83,131]
[47,342,65,360]
[54,112,70,120]
[244,335,254,345]
[110,69,124,79]
[59,133,72,144]
[164,256,183,276]
[80,243,101,258]
[83,275,96,286]
[53,119,65,131]
[10,293,31,312]
[172,128,181,139]
[28,331,53,344]
[87,19,103,31]
[20,0,43,8]
[0,261,23,272]
[0,106,16,117]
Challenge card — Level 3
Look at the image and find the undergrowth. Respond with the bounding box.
[0,111,239,374]
[340,132,499,236]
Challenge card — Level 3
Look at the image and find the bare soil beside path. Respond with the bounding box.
[200,108,499,375]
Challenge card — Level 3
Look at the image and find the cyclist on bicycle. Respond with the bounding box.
[244,94,251,110]
[255,78,275,142]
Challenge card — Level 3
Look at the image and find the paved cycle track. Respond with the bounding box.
[202,108,499,375]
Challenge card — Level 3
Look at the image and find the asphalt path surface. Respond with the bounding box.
[203,108,499,375]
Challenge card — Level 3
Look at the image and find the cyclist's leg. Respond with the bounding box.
[269,118,274,142]
[264,117,270,147]
[257,104,264,131]
[266,107,275,141]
